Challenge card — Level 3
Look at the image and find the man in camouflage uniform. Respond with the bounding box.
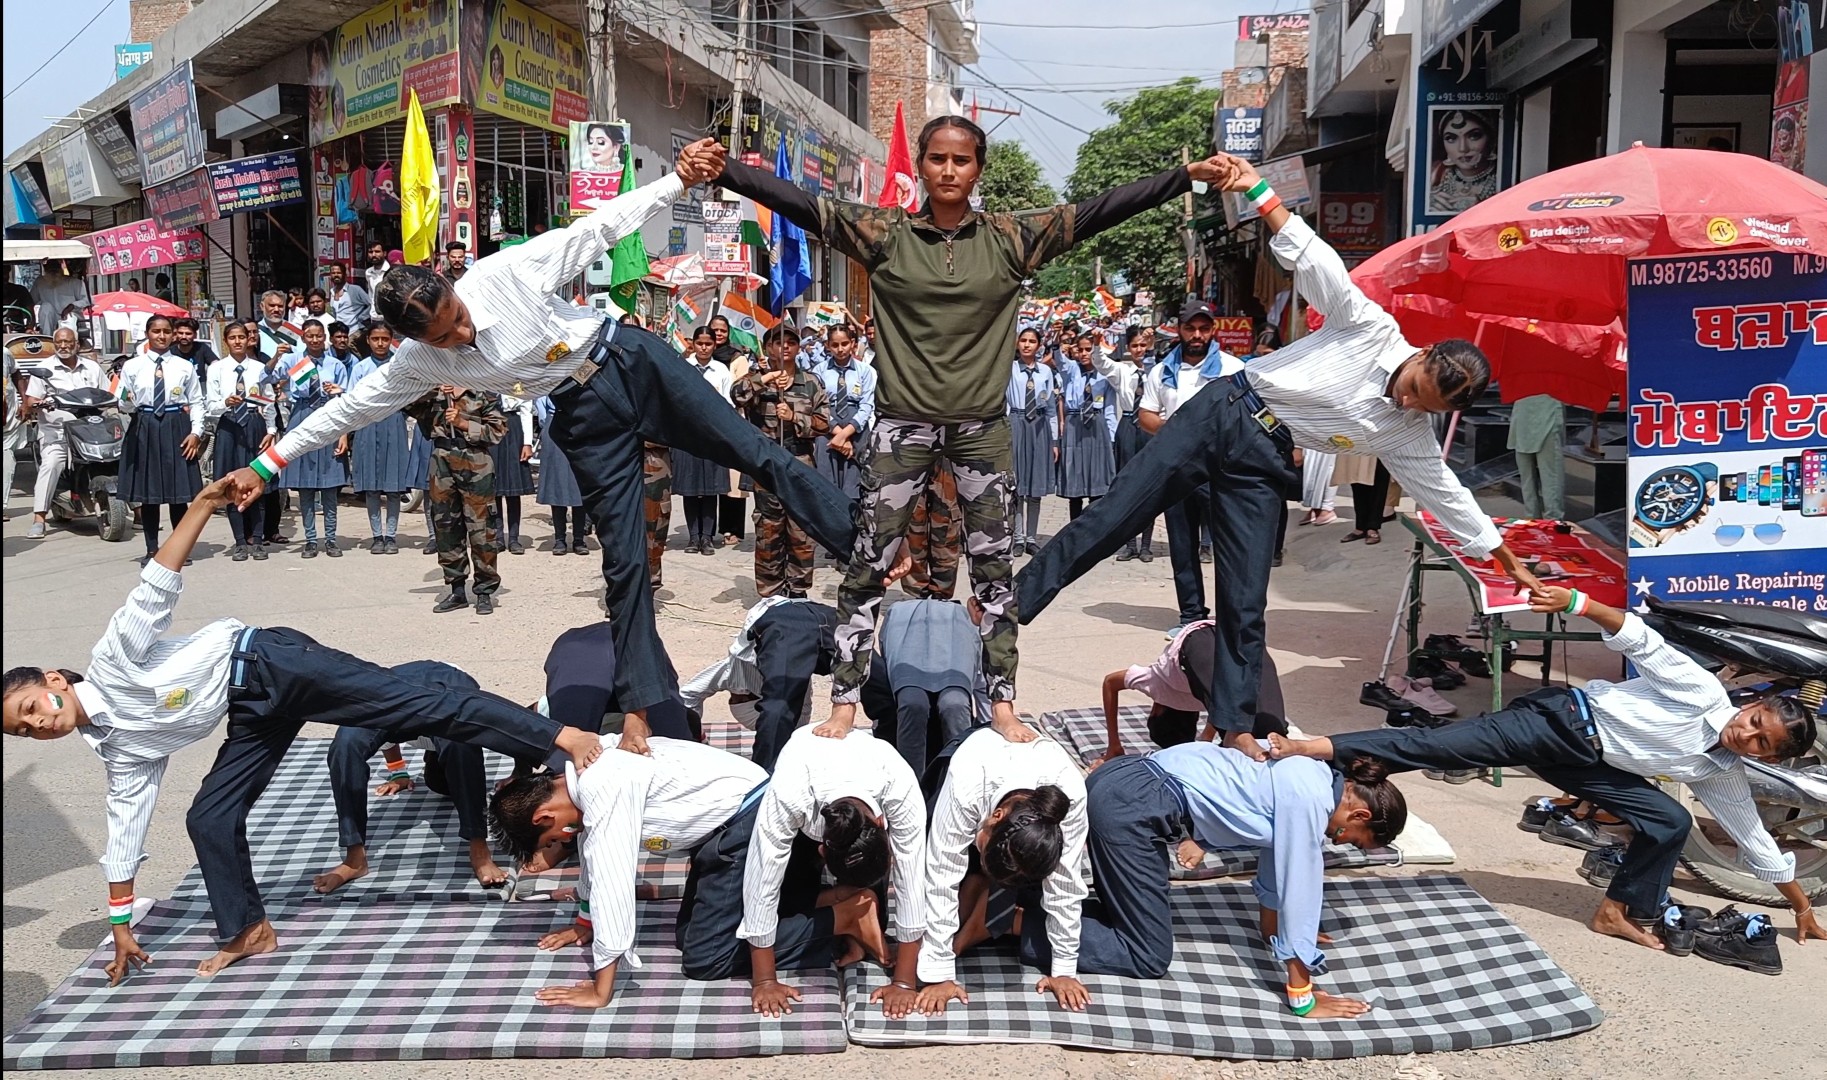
[901,459,962,600]
[643,441,672,590]
[409,386,507,615]
[732,330,830,599]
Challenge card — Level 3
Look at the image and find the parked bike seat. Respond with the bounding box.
[1644,594,1827,646]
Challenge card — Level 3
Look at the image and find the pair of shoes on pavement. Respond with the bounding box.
[1425,634,1494,677]
[1540,809,1629,851]
[1387,674,1457,716]
[433,591,493,615]
[1408,655,1468,690]
[1362,680,1457,722]
[1682,906,1783,974]
[1576,846,1626,887]
[1520,795,1579,833]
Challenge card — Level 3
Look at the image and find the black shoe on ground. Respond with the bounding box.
[1695,910,1783,974]
[302,541,318,559]
[1116,548,1139,562]
[1426,634,1493,677]
[574,541,592,555]
[1138,548,1154,563]
[1541,811,1626,852]
[423,538,437,555]
[1408,655,1467,690]
[324,541,342,558]
[1272,550,1285,567]
[553,539,570,556]
[433,591,469,613]
[508,539,525,555]
[1576,846,1626,887]
[1655,903,1713,957]
[138,555,152,567]
[232,544,249,562]
[474,594,495,616]
[252,544,269,561]
[1360,681,1411,712]
[368,537,383,554]
[1520,796,1562,833]
[1423,767,1480,783]
[1389,708,1454,730]
[1025,540,1041,556]
[383,537,399,554]
[700,541,716,555]
[1199,545,1213,564]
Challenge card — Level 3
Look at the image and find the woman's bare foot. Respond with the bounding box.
[1589,899,1664,950]
[197,919,278,976]
[312,849,369,894]
[469,839,507,888]
[1176,838,1206,870]
[832,891,889,965]
[1266,733,1332,760]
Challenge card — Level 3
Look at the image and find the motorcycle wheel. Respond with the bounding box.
[1665,728,1827,903]
[98,494,131,543]
[403,489,423,514]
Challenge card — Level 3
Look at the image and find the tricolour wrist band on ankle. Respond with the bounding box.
[1287,982,1315,1015]
[108,895,134,925]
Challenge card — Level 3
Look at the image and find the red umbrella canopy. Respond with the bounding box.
[1366,145,1827,326]
[88,291,187,317]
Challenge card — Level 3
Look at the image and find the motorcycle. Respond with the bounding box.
[1641,595,1827,903]
[21,364,130,542]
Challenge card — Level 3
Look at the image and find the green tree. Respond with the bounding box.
[977,139,1055,213]
[1064,78,1219,299]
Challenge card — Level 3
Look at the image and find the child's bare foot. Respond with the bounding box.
[1267,733,1329,760]
[1175,838,1206,870]
[832,891,889,965]
[990,701,1036,743]
[312,848,368,894]
[197,919,278,976]
[469,839,506,888]
[1589,900,1664,950]
[835,936,865,968]
[814,702,857,738]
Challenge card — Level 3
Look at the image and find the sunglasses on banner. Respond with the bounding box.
[1713,520,1786,547]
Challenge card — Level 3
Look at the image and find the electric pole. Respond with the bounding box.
[586,0,617,119]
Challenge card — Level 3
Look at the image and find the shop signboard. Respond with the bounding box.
[569,120,628,213]
[1420,0,1505,60]
[1411,7,1516,235]
[83,112,141,185]
[10,166,53,220]
[115,43,154,81]
[1218,106,1264,162]
[80,217,204,276]
[702,199,748,276]
[1213,316,1255,357]
[734,106,798,170]
[470,0,587,135]
[1320,193,1384,257]
[308,0,461,145]
[145,167,220,232]
[128,60,205,187]
[1238,13,1310,38]
[41,138,71,209]
[209,151,306,215]
[1624,251,1827,611]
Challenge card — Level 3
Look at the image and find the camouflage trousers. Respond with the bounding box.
[429,447,500,594]
[902,460,962,600]
[833,416,1016,703]
[644,443,672,588]
[753,452,816,597]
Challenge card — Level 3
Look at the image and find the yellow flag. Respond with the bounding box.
[401,89,440,267]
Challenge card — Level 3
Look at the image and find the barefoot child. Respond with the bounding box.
[1096,621,1290,767]
[1270,585,1822,951]
[1,479,605,982]
[313,660,508,895]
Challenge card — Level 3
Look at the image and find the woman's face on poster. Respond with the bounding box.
[588,127,620,170]
[1440,112,1492,174]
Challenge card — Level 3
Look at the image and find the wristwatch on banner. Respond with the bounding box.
[1629,462,1717,549]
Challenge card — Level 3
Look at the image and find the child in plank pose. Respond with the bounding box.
[1,478,604,982]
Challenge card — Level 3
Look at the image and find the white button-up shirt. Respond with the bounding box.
[76,563,248,881]
[270,174,684,465]
[920,728,1089,982]
[1091,348,1145,415]
[24,356,108,442]
[678,597,814,719]
[686,356,735,404]
[205,355,279,427]
[1251,215,1502,557]
[1586,614,1796,883]
[572,736,766,973]
[739,727,927,948]
[116,352,205,437]
[1139,348,1238,423]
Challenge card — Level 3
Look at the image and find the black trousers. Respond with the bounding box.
[190,628,562,940]
[1162,488,1212,624]
[327,660,490,848]
[1351,461,1392,532]
[550,324,857,714]
[542,621,694,759]
[1018,378,1296,733]
[676,797,836,980]
[1331,688,1691,918]
[749,602,838,772]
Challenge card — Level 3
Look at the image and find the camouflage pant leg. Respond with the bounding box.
[903,461,963,599]
[752,453,815,597]
[947,417,1018,702]
[644,444,672,588]
[431,448,501,594]
[831,419,944,701]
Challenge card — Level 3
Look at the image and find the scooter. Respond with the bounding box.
[1641,595,1827,903]
[22,365,130,542]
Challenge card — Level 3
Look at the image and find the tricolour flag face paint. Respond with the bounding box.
[46,692,65,711]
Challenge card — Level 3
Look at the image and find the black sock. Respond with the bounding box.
[140,504,163,554]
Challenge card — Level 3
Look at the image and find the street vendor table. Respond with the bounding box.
[1399,512,1629,785]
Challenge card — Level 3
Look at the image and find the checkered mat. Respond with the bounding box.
[1038,707,1454,878]
[165,732,747,906]
[840,875,1601,1059]
[2,898,845,1069]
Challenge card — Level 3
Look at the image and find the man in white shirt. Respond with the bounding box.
[21,328,108,538]
[1271,585,1822,952]
[221,140,858,751]
[362,242,392,298]
[1021,153,1540,739]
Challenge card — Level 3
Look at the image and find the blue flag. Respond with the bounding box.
[769,133,812,317]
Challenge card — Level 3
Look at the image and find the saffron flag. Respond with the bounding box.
[607,142,651,310]
[400,90,440,266]
[719,292,778,353]
[1094,285,1123,317]
[877,101,917,211]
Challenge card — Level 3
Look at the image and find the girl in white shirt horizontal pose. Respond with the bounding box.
[2,478,607,983]
[1271,585,1822,951]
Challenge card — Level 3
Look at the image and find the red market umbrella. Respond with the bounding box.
[1360,145,1827,329]
[88,291,187,317]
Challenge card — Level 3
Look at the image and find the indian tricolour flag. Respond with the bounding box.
[718,293,778,353]
[286,356,319,385]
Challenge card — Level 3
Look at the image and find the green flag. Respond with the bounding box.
[607,145,650,310]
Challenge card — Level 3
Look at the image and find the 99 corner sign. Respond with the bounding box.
[1625,251,1827,612]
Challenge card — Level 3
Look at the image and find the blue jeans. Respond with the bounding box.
[364,491,402,537]
[299,488,339,543]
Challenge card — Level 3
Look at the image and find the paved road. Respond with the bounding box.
[3,491,1820,1079]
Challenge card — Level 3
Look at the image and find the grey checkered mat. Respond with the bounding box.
[840,875,1602,1058]
[1040,707,1407,880]
[2,898,845,1069]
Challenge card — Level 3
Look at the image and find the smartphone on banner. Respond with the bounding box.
[1803,449,1827,518]
[1722,473,1741,502]
[1783,457,1803,511]
[1760,465,1775,505]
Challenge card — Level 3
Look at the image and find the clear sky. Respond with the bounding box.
[4,0,1295,177]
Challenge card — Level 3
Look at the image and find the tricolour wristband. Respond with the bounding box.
[108,895,134,926]
[250,447,288,482]
[1256,195,1284,218]
[575,899,592,927]
[1287,983,1315,1015]
[384,756,410,781]
[1245,178,1271,202]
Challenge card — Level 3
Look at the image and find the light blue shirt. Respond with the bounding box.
[288,353,350,405]
[328,282,372,329]
[1005,360,1058,418]
[1058,361,1118,439]
[817,359,876,432]
[1152,743,1337,971]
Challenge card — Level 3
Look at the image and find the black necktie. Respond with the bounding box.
[151,358,167,410]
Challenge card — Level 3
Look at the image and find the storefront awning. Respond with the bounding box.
[5,238,95,262]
